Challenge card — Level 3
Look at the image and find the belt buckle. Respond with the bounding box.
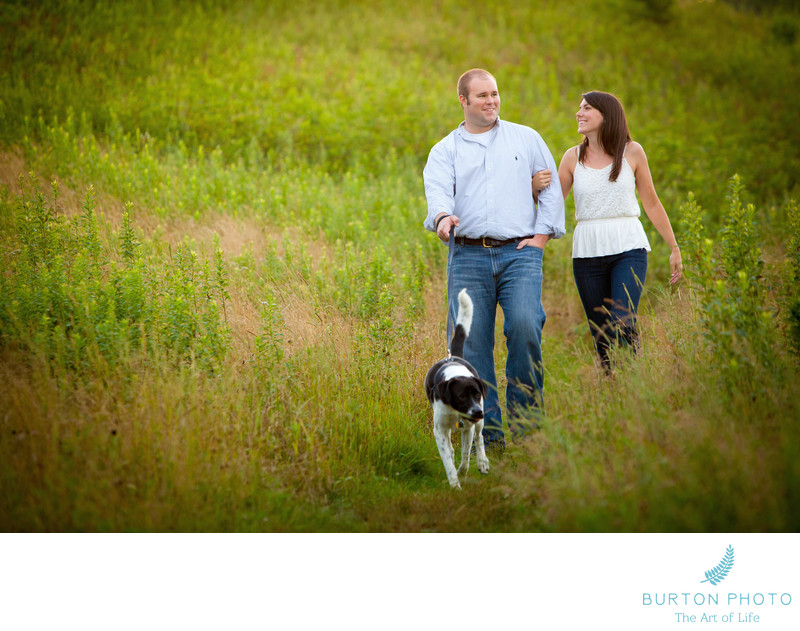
[482,237,491,248]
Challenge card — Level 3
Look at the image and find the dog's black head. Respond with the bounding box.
[436,375,486,423]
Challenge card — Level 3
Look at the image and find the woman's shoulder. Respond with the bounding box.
[561,144,580,164]
[624,141,648,170]
[625,141,646,159]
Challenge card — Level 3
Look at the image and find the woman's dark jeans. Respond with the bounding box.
[573,248,648,371]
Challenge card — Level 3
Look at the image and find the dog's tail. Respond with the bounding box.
[450,288,473,359]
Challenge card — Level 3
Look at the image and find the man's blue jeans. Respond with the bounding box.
[447,241,546,446]
[572,248,648,370]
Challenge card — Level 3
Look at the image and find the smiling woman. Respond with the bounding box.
[554,91,682,373]
[575,100,604,144]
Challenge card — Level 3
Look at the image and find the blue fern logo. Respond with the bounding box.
[701,545,735,586]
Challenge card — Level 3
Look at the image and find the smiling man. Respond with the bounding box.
[423,68,565,450]
[461,73,500,132]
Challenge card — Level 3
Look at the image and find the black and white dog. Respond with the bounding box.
[424,288,490,489]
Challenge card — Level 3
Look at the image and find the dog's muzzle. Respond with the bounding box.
[464,406,484,422]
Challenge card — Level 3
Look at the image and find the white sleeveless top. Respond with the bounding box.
[572,146,651,258]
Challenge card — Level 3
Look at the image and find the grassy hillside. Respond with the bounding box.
[1,0,799,532]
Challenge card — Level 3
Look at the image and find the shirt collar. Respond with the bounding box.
[458,117,501,141]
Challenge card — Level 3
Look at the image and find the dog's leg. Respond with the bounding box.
[446,426,456,464]
[474,419,490,474]
[434,417,461,489]
[457,422,475,478]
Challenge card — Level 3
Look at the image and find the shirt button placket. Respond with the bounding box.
[486,151,495,232]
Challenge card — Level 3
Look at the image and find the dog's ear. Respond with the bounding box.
[476,377,488,399]
[436,379,454,405]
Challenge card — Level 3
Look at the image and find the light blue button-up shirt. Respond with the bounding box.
[423,118,565,240]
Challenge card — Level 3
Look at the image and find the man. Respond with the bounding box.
[423,68,565,449]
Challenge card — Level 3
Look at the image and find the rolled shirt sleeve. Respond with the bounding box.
[528,128,566,239]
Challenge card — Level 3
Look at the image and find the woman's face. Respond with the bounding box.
[576,99,603,136]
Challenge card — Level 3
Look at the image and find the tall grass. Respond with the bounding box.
[1,0,799,531]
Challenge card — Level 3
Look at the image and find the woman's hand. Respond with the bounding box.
[532,169,552,193]
[669,247,683,285]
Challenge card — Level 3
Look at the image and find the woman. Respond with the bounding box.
[535,91,682,370]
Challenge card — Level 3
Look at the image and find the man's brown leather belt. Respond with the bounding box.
[454,236,533,248]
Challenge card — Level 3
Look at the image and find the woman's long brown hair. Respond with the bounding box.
[578,91,632,183]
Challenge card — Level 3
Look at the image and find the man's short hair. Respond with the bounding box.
[457,68,496,100]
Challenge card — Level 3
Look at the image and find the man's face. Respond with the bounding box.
[460,76,500,133]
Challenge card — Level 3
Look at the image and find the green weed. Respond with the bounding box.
[681,177,776,387]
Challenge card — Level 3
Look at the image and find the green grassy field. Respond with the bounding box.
[1,0,799,532]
